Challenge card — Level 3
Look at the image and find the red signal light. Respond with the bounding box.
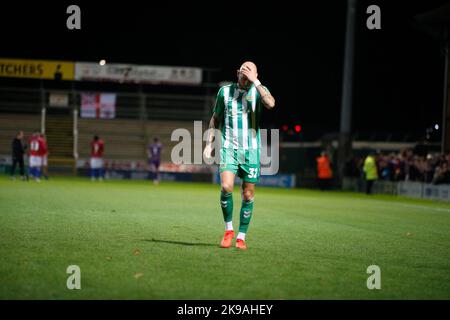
[294,125,302,133]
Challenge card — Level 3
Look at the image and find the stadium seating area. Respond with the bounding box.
[0,112,205,167]
[78,118,206,162]
[0,83,212,171]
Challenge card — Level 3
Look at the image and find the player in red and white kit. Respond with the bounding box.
[90,135,105,181]
[40,133,49,180]
[28,132,46,182]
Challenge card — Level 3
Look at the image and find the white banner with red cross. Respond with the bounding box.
[80,93,116,119]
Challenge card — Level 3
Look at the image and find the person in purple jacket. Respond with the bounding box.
[147,137,163,184]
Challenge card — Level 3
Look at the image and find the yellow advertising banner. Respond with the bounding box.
[0,58,75,81]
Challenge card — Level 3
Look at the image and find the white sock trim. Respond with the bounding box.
[237,232,246,241]
[225,221,233,231]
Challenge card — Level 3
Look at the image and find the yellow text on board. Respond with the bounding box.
[0,58,75,81]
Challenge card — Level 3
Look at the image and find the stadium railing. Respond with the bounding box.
[342,177,450,201]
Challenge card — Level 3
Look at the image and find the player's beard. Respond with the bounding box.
[238,77,251,90]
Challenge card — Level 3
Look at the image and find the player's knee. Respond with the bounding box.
[221,183,233,193]
[242,189,254,202]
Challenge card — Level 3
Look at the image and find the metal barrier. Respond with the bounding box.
[398,181,450,201]
[343,177,450,201]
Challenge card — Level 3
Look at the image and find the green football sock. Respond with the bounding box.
[220,191,233,223]
[239,198,254,234]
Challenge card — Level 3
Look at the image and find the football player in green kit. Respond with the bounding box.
[204,61,276,250]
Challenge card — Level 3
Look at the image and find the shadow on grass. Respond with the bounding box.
[142,238,218,247]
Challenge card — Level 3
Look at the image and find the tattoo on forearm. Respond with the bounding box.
[255,83,275,108]
[261,94,275,108]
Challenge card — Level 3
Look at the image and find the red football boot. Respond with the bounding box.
[220,230,235,248]
[236,238,247,250]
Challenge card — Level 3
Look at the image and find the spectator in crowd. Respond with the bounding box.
[10,131,27,181]
[432,161,450,185]
[363,151,378,195]
[316,151,333,190]
[377,153,391,181]
[344,148,450,186]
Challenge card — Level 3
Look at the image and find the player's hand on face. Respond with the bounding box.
[240,66,258,83]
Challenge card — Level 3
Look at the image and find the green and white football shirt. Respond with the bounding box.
[213,83,270,180]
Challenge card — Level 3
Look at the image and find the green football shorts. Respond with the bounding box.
[219,149,260,183]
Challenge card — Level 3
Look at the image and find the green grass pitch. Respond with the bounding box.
[0,176,449,299]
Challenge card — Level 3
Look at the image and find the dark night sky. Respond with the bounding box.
[1,0,449,141]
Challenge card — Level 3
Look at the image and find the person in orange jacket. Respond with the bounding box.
[316,151,333,190]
